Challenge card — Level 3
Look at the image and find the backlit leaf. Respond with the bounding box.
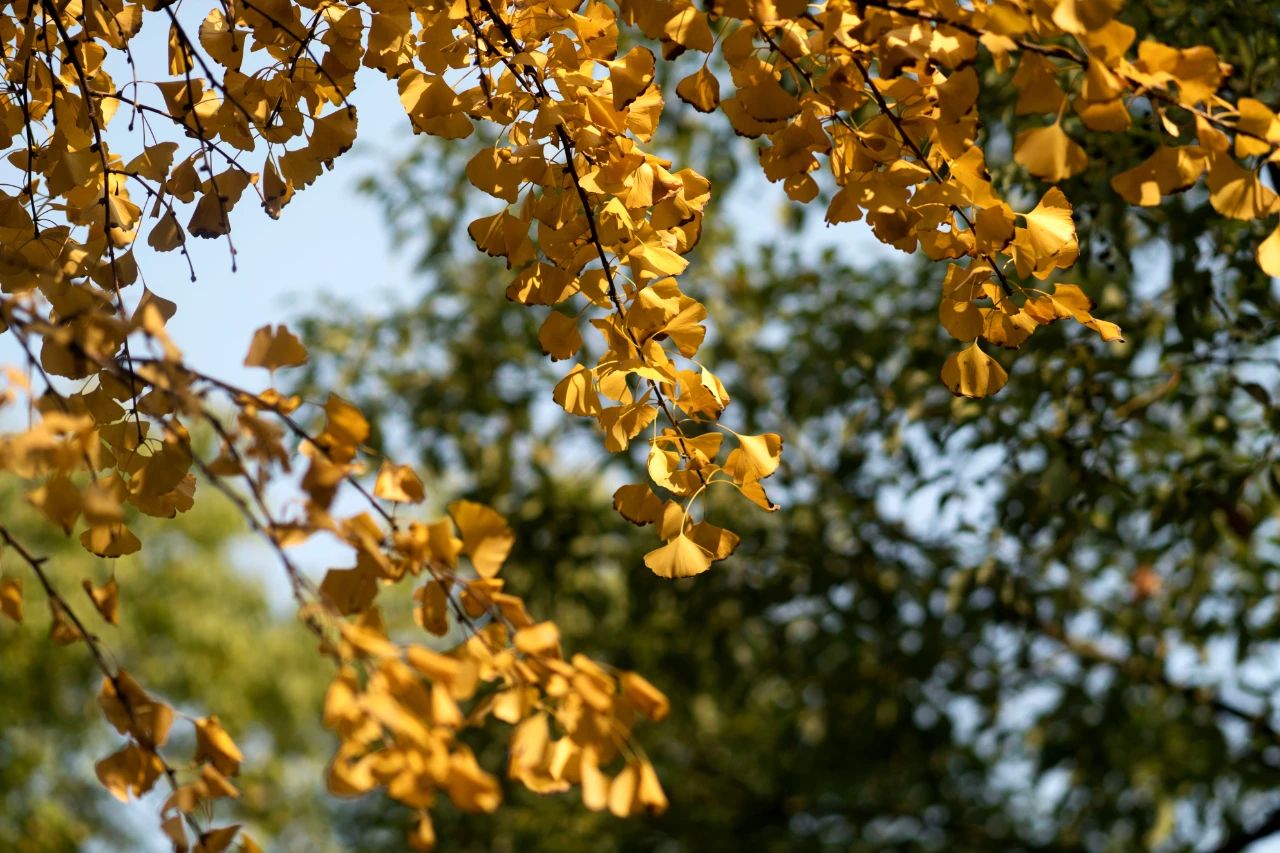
[941,344,1009,398]
[244,325,309,370]
[449,501,515,579]
[0,578,22,623]
[1014,123,1088,181]
[644,531,713,579]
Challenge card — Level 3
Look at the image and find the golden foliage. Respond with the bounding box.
[0,0,1278,846]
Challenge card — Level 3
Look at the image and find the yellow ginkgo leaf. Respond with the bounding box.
[1084,317,1125,342]
[406,644,461,685]
[161,814,187,849]
[465,148,522,203]
[423,519,462,568]
[187,171,254,239]
[652,298,707,357]
[0,577,22,623]
[580,745,609,811]
[244,324,308,370]
[643,531,713,579]
[80,523,142,558]
[598,402,658,452]
[445,749,501,812]
[607,46,655,111]
[1047,282,1093,317]
[1014,123,1088,181]
[676,66,720,112]
[700,366,730,411]
[197,819,241,845]
[687,520,740,561]
[1259,225,1280,277]
[198,9,245,69]
[319,566,377,615]
[410,814,435,852]
[941,344,1009,398]
[413,581,450,636]
[606,760,666,816]
[373,461,426,504]
[96,744,164,802]
[1206,154,1279,220]
[608,763,641,817]
[663,6,714,52]
[1074,96,1131,132]
[636,759,669,815]
[724,432,783,483]
[1024,188,1076,252]
[613,483,665,526]
[939,298,984,341]
[1051,0,1123,35]
[197,764,240,801]
[1012,54,1067,116]
[1014,187,1078,279]
[647,443,693,495]
[973,204,1016,253]
[620,672,670,721]
[738,480,779,512]
[123,142,179,183]
[319,394,370,462]
[262,159,294,218]
[195,716,244,776]
[399,71,473,138]
[552,365,601,416]
[740,77,802,123]
[468,209,533,265]
[99,672,171,745]
[147,212,185,252]
[28,476,81,534]
[979,308,1037,349]
[133,287,178,327]
[1236,98,1280,157]
[82,577,120,625]
[106,193,141,236]
[1110,145,1208,206]
[537,311,582,361]
[448,500,515,579]
[514,621,561,657]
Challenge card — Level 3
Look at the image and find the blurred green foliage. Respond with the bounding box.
[291,3,1280,850]
[0,479,339,852]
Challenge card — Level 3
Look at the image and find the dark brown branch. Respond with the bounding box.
[1213,806,1280,853]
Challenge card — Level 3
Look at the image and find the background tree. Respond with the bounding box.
[290,3,1280,848]
[0,477,344,851]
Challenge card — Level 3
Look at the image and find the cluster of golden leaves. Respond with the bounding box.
[1,0,1279,846]
[323,577,671,847]
[0,345,673,849]
[636,0,1279,399]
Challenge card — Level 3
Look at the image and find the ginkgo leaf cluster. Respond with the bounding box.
[1,0,1279,847]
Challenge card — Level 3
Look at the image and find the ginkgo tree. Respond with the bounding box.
[1,0,1279,847]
